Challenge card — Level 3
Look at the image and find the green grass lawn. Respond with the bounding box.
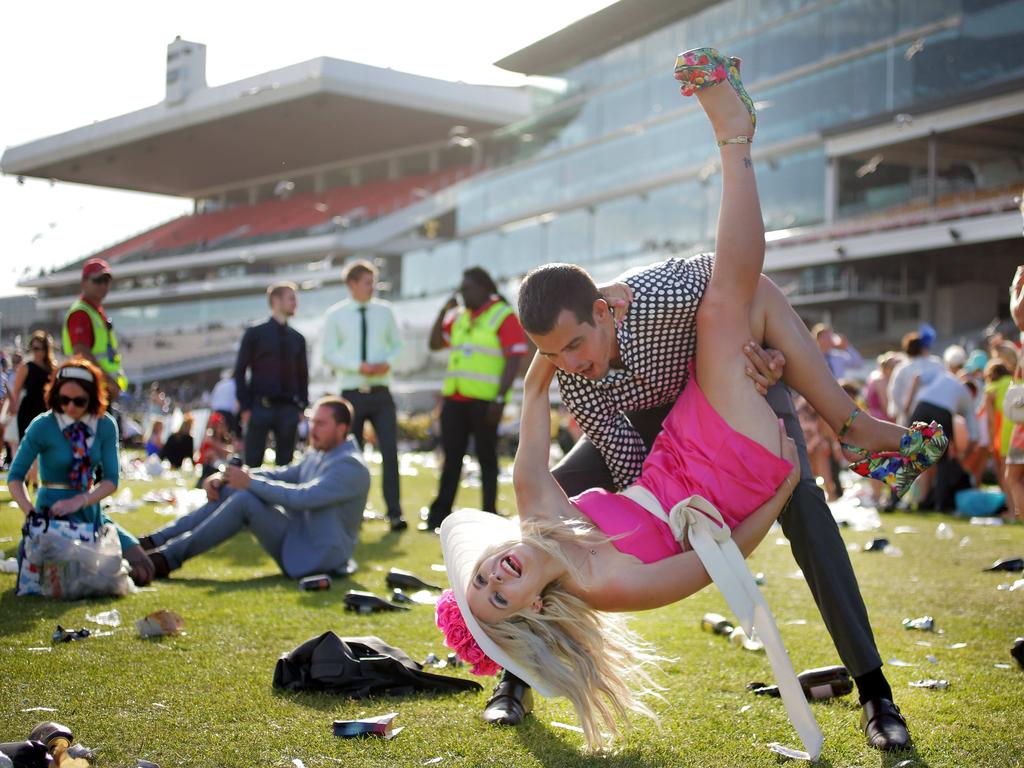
[2,459,1022,768]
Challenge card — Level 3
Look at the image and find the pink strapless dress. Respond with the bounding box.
[572,373,792,563]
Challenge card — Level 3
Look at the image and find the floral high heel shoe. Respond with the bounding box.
[839,409,949,499]
[673,47,756,145]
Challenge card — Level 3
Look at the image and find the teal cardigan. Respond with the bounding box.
[10,411,137,552]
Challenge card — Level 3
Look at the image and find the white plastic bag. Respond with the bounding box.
[19,517,133,599]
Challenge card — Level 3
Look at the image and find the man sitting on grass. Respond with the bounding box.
[137,396,370,580]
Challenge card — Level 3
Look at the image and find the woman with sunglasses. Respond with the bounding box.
[8,358,155,586]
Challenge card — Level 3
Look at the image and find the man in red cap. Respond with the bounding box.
[62,258,128,400]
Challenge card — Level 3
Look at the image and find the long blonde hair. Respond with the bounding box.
[474,517,665,751]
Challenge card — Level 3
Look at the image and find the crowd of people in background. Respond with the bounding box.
[3,257,1024,527]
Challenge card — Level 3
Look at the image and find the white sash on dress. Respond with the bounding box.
[620,485,824,761]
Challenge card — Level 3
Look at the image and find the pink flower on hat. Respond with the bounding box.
[435,589,501,676]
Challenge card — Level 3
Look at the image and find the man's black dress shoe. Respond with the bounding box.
[149,551,171,580]
[389,518,409,532]
[483,674,534,726]
[861,697,911,751]
[343,590,410,614]
[137,535,157,552]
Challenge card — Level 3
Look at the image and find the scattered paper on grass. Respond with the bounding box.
[739,704,752,713]
[767,742,812,760]
[422,759,444,766]
[994,663,1012,669]
[291,760,306,768]
[948,642,968,649]
[786,570,804,580]
[785,619,808,626]
[894,526,918,535]
[152,703,169,709]
[887,658,916,667]
[21,706,57,712]
[27,647,52,652]
[430,564,447,572]
[894,760,915,768]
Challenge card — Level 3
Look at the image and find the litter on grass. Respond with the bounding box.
[85,609,121,627]
[333,712,402,740]
[909,679,949,690]
[887,658,916,667]
[21,707,57,712]
[767,742,812,761]
[135,610,184,638]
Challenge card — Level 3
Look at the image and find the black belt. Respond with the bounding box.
[344,385,390,395]
[259,396,299,407]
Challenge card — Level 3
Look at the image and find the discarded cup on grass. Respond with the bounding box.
[935,523,954,540]
[902,616,935,632]
[729,626,765,652]
[135,610,184,638]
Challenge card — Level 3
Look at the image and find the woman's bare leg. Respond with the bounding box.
[693,80,781,454]
[746,278,908,453]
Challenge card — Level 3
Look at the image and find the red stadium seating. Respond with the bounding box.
[97,167,472,263]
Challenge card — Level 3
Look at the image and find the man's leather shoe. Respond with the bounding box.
[389,518,408,532]
[137,535,157,552]
[861,697,911,751]
[483,675,534,726]
[149,551,171,580]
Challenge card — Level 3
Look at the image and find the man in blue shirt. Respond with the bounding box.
[322,260,406,531]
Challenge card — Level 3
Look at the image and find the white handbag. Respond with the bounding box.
[1002,382,1024,424]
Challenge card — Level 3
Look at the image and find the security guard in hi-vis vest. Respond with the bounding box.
[62,258,128,400]
[423,267,528,531]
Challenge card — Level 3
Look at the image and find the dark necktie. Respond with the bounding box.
[358,306,368,363]
[279,323,293,398]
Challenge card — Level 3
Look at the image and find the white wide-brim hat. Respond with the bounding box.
[439,509,557,698]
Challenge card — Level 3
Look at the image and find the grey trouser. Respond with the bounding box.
[150,486,289,573]
[552,382,883,678]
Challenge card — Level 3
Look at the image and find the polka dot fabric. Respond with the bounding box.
[557,254,714,490]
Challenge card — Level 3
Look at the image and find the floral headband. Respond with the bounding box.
[435,589,500,676]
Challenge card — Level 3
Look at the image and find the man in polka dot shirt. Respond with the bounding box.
[478,256,906,751]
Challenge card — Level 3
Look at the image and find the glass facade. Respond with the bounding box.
[401,0,1024,298]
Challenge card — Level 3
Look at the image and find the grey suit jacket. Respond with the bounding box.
[246,435,370,578]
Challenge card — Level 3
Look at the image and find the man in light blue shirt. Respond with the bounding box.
[322,260,406,531]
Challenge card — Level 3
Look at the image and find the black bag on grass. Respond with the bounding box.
[272,632,482,698]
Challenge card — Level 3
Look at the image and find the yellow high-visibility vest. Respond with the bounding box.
[442,301,512,401]
[62,299,129,392]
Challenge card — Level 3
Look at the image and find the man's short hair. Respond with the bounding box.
[518,263,601,335]
[267,281,298,306]
[343,259,378,284]
[901,332,924,357]
[315,395,354,427]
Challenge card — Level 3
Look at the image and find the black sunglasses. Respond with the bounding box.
[89,274,112,284]
[58,395,89,408]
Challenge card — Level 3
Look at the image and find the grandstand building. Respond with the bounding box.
[6,0,1024,399]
